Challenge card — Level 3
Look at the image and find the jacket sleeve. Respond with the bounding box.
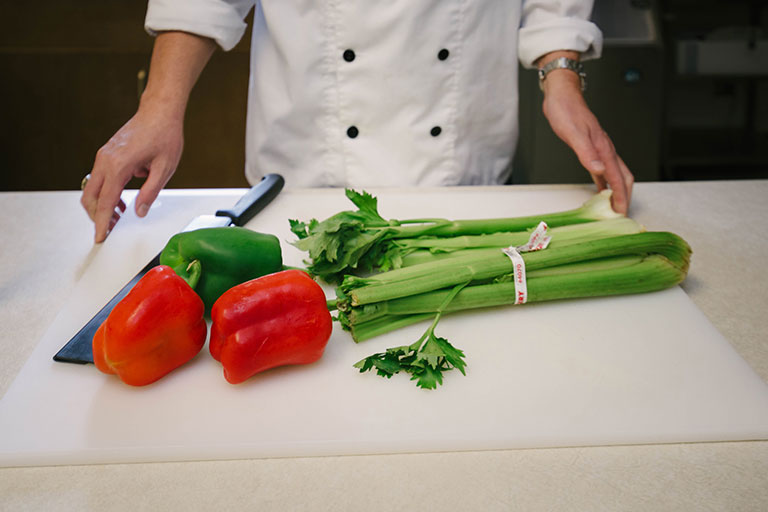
[145,0,257,51]
[518,0,603,68]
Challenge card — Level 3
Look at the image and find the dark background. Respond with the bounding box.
[1,0,767,191]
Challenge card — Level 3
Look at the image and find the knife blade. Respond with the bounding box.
[53,173,285,364]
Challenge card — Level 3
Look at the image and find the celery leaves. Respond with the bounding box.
[288,190,397,282]
[290,189,628,283]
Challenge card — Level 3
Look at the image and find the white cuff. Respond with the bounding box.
[145,0,255,51]
[518,18,603,69]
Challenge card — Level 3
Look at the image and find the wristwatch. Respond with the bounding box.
[538,57,586,92]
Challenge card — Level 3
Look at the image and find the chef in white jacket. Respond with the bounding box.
[82,0,633,243]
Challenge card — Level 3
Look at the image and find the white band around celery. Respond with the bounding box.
[501,222,552,304]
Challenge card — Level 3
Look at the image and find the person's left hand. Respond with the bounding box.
[540,67,634,214]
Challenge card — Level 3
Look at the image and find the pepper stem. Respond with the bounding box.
[181,259,202,290]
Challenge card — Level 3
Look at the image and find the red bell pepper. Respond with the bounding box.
[210,269,333,384]
[93,265,207,386]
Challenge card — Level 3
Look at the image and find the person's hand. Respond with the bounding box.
[80,31,217,243]
[540,67,634,214]
[81,103,183,243]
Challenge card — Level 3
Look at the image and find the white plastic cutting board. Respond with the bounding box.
[2,187,768,467]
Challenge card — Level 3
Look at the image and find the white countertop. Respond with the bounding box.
[1,181,767,511]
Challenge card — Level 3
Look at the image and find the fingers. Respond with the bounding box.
[540,83,634,215]
[79,105,184,243]
[587,161,608,193]
[589,131,630,215]
[93,171,130,243]
[82,156,162,243]
[566,126,632,215]
[135,160,174,218]
[81,144,131,243]
[81,177,126,220]
[80,169,123,243]
[80,171,103,222]
[618,155,634,207]
[87,158,170,242]
[83,148,146,242]
[109,199,128,236]
[566,130,609,192]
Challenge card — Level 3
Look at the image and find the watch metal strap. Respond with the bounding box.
[538,57,586,92]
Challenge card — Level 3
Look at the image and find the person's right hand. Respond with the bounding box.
[81,104,183,243]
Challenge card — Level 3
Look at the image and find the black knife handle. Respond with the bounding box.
[215,173,284,226]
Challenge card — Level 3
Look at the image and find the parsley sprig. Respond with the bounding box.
[353,283,468,389]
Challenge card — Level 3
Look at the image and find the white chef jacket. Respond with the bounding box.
[146,1,602,188]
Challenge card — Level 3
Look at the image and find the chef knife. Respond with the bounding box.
[53,173,285,365]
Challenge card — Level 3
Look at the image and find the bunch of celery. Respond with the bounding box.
[290,189,624,283]
[291,190,692,389]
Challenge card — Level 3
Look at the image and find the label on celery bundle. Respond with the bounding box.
[501,221,552,304]
[501,246,528,304]
[517,221,551,252]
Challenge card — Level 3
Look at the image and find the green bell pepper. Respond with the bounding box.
[160,227,283,311]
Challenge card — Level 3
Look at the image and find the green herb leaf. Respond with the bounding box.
[288,219,309,240]
[353,328,467,389]
[345,189,386,222]
[410,364,444,390]
[290,190,398,282]
[431,335,467,376]
[354,347,404,378]
[416,334,445,369]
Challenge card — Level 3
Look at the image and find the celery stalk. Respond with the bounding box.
[398,217,643,266]
[313,190,694,389]
[340,232,690,307]
[290,189,624,282]
[343,253,688,343]
[393,189,622,238]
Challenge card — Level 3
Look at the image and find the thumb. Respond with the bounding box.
[134,161,174,218]
[566,132,608,190]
